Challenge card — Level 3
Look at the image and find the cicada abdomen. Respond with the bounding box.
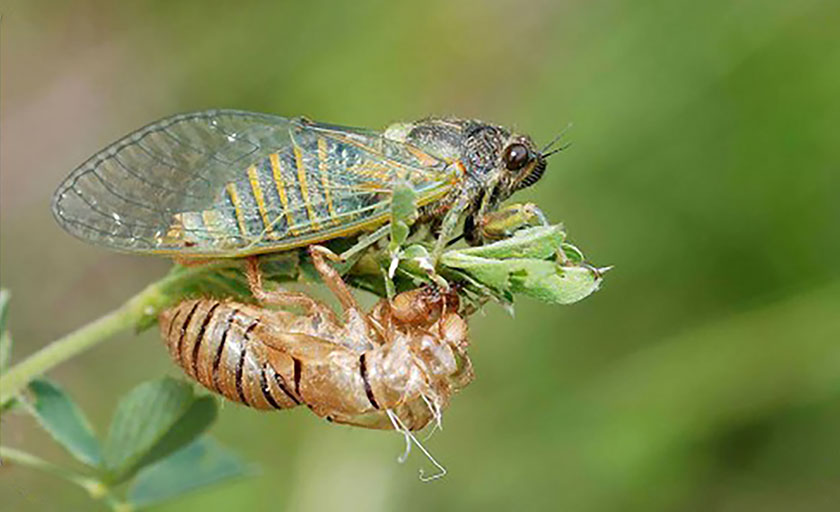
[158,247,474,431]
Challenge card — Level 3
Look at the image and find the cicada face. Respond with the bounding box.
[388,118,548,220]
[52,111,549,257]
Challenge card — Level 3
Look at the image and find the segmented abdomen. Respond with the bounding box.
[159,298,443,430]
[175,134,389,246]
[159,299,302,410]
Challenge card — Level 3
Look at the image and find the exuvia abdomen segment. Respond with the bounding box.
[158,296,473,431]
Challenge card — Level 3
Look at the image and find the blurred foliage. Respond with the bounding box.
[2,0,840,511]
[3,375,250,510]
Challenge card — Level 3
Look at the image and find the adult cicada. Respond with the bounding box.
[52,110,560,259]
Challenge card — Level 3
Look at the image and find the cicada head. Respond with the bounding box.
[457,123,550,209]
[501,136,548,192]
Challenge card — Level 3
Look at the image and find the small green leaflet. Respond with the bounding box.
[389,180,418,252]
[27,378,102,467]
[0,289,11,371]
[440,225,606,305]
[102,377,217,484]
[127,437,253,508]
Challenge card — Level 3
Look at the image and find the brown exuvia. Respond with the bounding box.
[158,245,474,431]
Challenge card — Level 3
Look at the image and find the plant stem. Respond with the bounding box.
[0,445,133,510]
[0,262,240,407]
[0,250,313,407]
[0,288,153,406]
[1,445,102,495]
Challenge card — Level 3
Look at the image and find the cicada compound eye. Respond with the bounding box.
[503,143,530,171]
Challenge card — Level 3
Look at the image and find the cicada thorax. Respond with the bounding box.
[158,288,474,431]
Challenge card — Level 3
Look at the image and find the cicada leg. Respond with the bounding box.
[245,257,339,324]
[467,202,569,263]
[337,223,391,261]
[308,246,387,339]
[469,202,548,241]
[308,246,364,313]
[430,197,470,263]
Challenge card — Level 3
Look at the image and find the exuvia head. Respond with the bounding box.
[388,283,461,327]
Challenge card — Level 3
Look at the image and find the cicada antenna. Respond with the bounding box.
[386,409,447,482]
[540,121,574,156]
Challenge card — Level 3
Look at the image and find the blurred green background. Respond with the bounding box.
[2,0,839,510]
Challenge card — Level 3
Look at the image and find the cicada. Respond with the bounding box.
[159,245,473,479]
[52,110,559,258]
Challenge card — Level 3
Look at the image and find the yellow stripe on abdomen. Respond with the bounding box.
[269,153,300,236]
[247,165,275,239]
[293,145,321,232]
[317,137,340,226]
[226,183,249,238]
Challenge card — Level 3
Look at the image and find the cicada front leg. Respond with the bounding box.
[466,202,548,244]
[465,202,570,264]
[430,196,470,262]
[245,256,339,325]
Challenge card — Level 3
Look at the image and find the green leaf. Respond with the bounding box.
[391,181,418,223]
[0,331,11,373]
[0,289,11,371]
[1,396,24,414]
[0,289,10,333]
[440,253,514,291]
[450,225,566,260]
[510,261,603,305]
[127,437,253,508]
[102,377,218,484]
[441,254,603,305]
[438,224,607,304]
[390,181,418,251]
[27,379,102,467]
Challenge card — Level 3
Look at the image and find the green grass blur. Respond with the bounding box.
[2,0,839,510]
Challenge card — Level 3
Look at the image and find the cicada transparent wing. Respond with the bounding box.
[52,110,458,256]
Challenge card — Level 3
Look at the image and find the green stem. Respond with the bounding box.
[0,262,240,406]
[0,303,139,406]
[0,445,134,510]
[0,445,105,497]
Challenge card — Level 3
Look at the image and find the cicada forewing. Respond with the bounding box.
[52,110,458,256]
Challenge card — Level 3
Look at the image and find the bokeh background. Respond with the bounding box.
[2,1,840,510]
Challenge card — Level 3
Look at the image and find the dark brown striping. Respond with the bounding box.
[177,301,201,366]
[234,345,248,404]
[260,365,283,409]
[235,320,260,405]
[191,302,220,378]
[359,353,379,409]
[272,369,301,406]
[293,358,302,397]
[244,319,260,337]
[212,309,238,392]
[167,308,182,341]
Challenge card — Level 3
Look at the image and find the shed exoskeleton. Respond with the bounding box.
[158,245,474,432]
